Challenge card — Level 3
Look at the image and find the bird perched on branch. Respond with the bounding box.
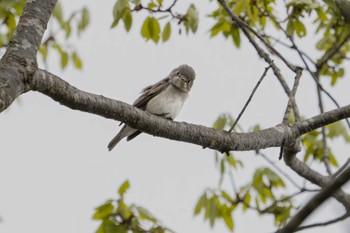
[108,64,196,151]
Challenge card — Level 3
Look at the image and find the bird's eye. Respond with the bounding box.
[176,70,180,76]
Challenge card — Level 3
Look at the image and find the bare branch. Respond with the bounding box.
[228,63,272,132]
[283,68,302,124]
[276,165,350,233]
[334,158,350,178]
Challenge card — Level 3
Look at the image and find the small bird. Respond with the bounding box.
[107,64,196,151]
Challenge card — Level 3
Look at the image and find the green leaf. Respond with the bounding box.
[220,158,225,175]
[213,115,227,130]
[111,18,120,28]
[184,4,198,34]
[141,17,151,40]
[53,2,63,23]
[118,180,130,196]
[72,52,83,69]
[93,201,114,220]
[63,22,72,38]
[61,51,69,69]
[286,20,294,37]
[39,45,48,62]
[329,151,339,167]
[234,0,249,15]
[209,197,217,227]
[78,7,90,32]
[162,22,171,42]
[231,27,241,47]
[148,17,160,43]
[210,19,230,37]
[222,209,234,231]
[242,192,251,211]
[221,191,233,202]
[122,10,132,32]
[136,206,158,223]
[117,200,132,219]
[294,19,306,37]
[327,122,350,140]
[113,0,129,20]
[194,193,207,215]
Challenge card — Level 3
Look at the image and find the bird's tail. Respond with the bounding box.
[107,125,136,151]
[107,132,124,151]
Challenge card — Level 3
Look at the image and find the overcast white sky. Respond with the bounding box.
[1,0,350,233]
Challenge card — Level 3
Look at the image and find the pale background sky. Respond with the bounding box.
[0,0,350,233]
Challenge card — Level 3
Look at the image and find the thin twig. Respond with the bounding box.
[294,212,349,232]
[228,63,272,132]
[263,33,315,65]
[228,166,238,195]
[316,78,332,175]
[334,158,350,178]
[133,0,180,20]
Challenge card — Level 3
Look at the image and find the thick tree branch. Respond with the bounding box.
[0,0,58,112]
[30,69,350,154]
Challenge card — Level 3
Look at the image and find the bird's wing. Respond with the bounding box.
[132,77,170,110]
[113,77,170,144]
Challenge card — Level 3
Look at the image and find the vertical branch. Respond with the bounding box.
[282,68,303,124]
[316,76,332,175]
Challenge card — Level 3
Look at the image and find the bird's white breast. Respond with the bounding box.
[146,85,188,119]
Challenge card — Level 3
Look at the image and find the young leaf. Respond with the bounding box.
[93,201,114,220]
[194,193,207,215]
[141,17,151,40]
[122,10,132,32]
[78,7,90,32]
[148,17,160,43]
[162,22,171,42]
[72,52,83,69]
[61,51,69,69]
[118,180,130,196]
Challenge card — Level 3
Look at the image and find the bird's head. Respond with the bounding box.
[169,64,196,92]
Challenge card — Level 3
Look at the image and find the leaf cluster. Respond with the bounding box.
[38,2,89,70]
[302,122,350,166]
[111,0,198,43]
[93,180,173,233]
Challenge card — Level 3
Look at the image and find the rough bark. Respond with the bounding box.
[0,0,57,111]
